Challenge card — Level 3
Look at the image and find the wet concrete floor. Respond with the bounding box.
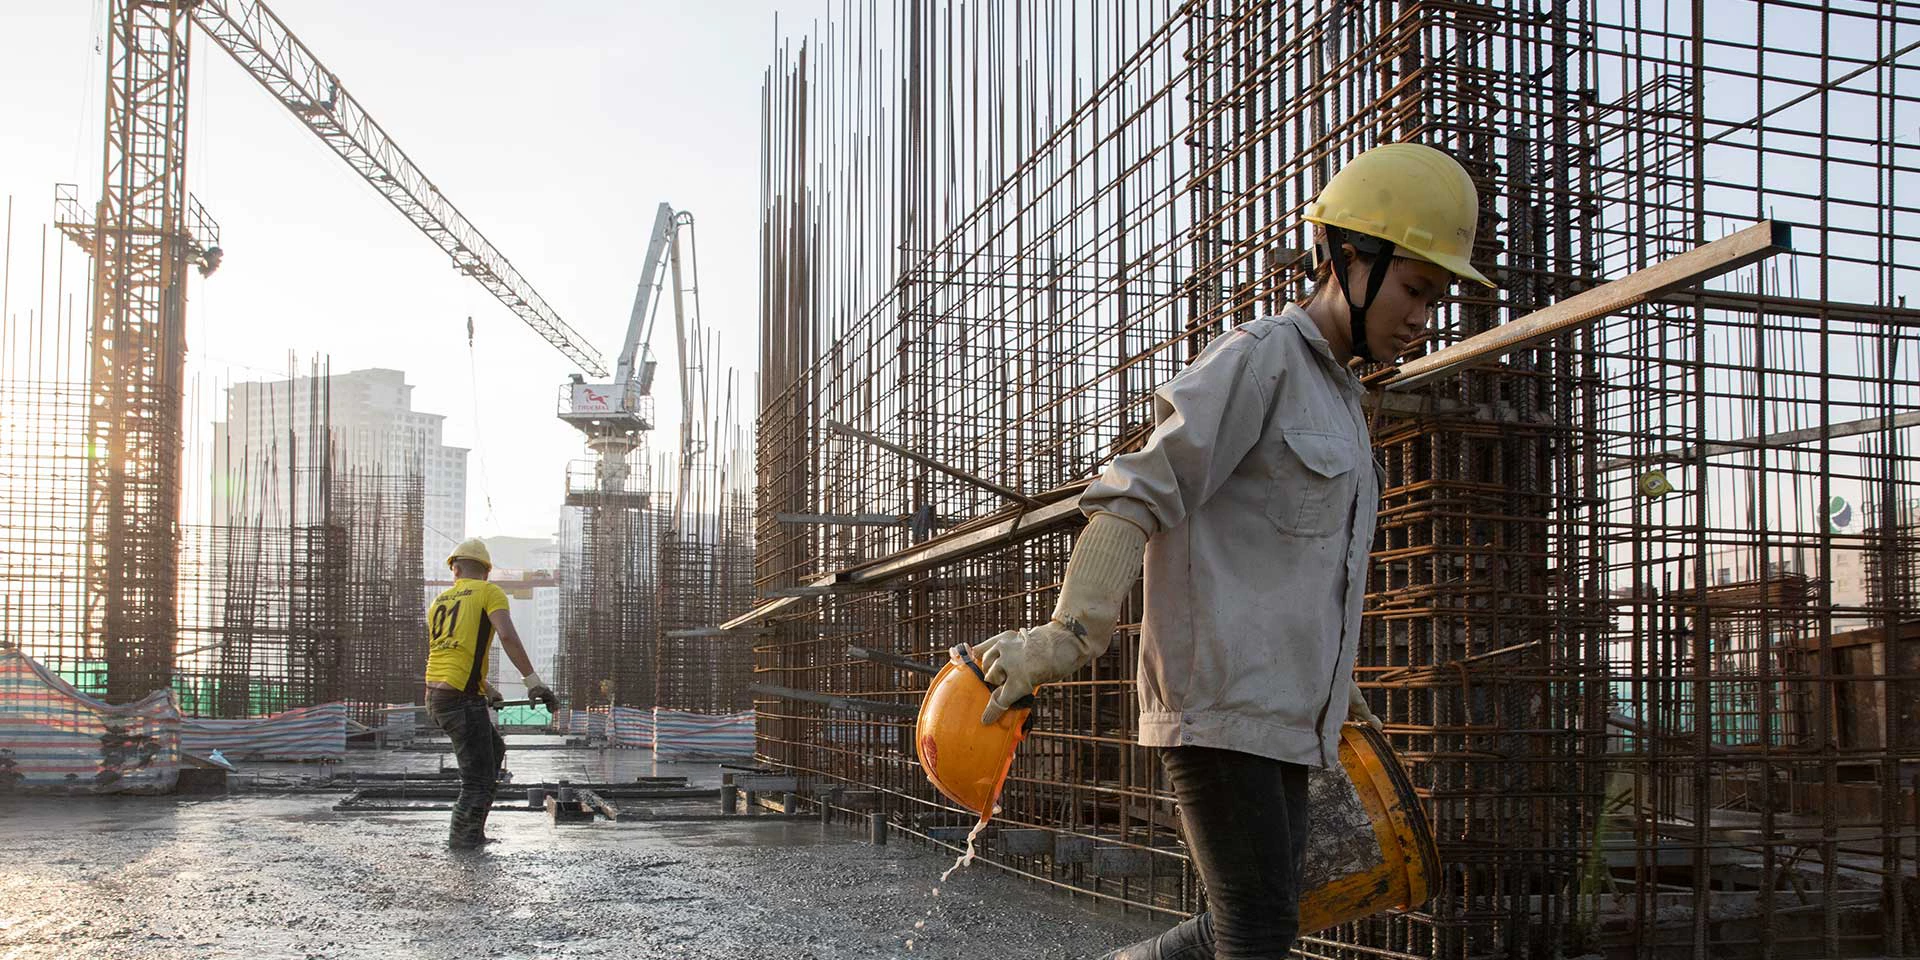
[0,743,1164,960]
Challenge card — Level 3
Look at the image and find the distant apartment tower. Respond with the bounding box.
[211,367,468,578]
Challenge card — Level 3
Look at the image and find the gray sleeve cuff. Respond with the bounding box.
[1081,497,1158,538]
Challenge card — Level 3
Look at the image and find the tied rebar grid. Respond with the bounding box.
[756,1,1919,956]
[2,218,429,722]
[655,488,758,714]
[0,300,93,688]
[759,0,1205,922]
[652,338,758,715]
[555,455,666,711]
[174,467,425,727]
[327,468,426,720]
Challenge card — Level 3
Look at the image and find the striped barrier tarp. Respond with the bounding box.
[0,649,180,794]
[651,708,754,760]
[557,709,591,737]
[609,705,653,748]
[179,702,348,761]
[587,708,610,740]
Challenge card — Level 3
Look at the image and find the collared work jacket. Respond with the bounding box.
[1082,304,1378,769]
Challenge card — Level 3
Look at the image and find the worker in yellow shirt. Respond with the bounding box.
[424,538,559,850]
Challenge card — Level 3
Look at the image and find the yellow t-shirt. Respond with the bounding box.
[423,578,511,693]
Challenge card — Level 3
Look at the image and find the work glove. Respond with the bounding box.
[528,685,560,714]
[978,512,1147,725]
[522,671,561,713]
[486,686,505,709]
[1347,682,1383,731]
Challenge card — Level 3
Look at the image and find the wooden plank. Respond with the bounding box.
[1054,836,1094,864]
[926,826,973,844]
[576,789,622,821]
[1000,829,1054,855]
[544,795,595,824]
[1094,848,1155,878]
[1387,221,1792,391]
[754,792,796,814]
[717,228,1798,634]
[734,774,801,793]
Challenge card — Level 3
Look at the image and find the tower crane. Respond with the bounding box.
[558,202,706,510]
[54,0,604,700]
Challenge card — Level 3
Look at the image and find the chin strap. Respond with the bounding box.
[1322,225,1396,362]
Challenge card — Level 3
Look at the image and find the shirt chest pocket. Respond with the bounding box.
[1265,429,1357,537]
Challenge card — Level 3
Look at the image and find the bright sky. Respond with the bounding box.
[1,0,825,541]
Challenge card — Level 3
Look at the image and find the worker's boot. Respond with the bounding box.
[1101,913,1212,960]
[1101,940,1159,960]
[472,797,495,845]
[448,805,486,851]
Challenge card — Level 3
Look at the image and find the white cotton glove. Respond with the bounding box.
[977,513,1148,724]
[1347,682,1383,731]
[522,671,559,713]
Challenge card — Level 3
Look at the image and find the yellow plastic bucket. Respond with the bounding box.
[1297,723,1440,933]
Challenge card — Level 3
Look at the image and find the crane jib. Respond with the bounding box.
[187,0,608,378]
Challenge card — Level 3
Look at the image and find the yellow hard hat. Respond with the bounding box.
[1303,142,1495,289]
[916,647,1033,816]
[1638,470,1677,498]
[446,538,492,571]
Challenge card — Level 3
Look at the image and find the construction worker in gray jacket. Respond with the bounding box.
[975,143,1496,959]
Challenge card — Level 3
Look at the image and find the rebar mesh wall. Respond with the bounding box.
[0,374,93,686]
[555,456,665,710]
[328,469,426,719]
[654,345,758,715]
[757,1,1918,956]
[757,0,1195,918]
[1579,4,1920,955]
[655,486,758,714]
[1,222,101,691]
[3,219,427,720]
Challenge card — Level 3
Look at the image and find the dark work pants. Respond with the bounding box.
[1108,746,1312,960]
[427,690,505,848]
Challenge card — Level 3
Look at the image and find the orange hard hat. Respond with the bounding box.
[916,646,1034,816]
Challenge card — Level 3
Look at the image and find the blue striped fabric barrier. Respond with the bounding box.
[0,649,180,794]
[587,708,610,740]
[179,702,348,761]
[609,705,653,748]
[651,708,754,760]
